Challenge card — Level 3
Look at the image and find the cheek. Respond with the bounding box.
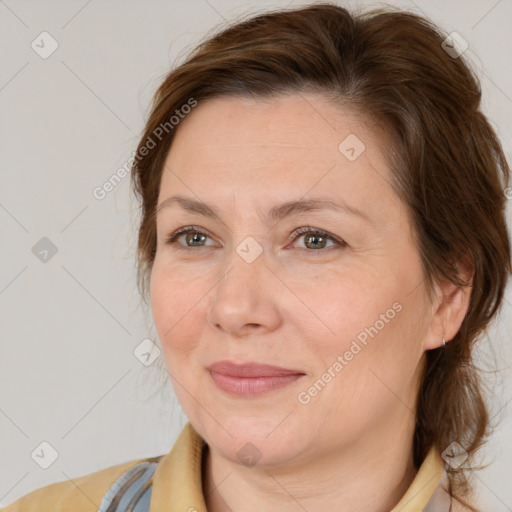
[302,276,422,390]
[320,297,426,418]
[295,276,397,353]
[150,262,205,356]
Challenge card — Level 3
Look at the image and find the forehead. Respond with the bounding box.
[168,92,371,159]
[159,93,398,221]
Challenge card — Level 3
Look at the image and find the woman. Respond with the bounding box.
[4,3,510,511]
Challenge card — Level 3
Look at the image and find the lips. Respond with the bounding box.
[208,361,305,396]
[208,361,304,377]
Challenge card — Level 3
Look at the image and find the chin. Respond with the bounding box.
[194,413,312,468]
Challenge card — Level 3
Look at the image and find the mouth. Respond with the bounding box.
[208,360,306,397]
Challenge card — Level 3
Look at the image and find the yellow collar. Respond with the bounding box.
[150,422,448,512]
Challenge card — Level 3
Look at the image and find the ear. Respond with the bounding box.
[423,258,474,351]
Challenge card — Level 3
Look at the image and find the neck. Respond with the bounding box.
[202,416,418,512]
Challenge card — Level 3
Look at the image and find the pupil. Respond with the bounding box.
[307,234,325,249]
[189,232,205,245]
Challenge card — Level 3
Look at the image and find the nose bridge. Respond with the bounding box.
[215,234,266,300]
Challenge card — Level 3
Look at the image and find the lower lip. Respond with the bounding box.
[209,371,304,396]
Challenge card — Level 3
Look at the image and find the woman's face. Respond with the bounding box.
[150,92,443,468]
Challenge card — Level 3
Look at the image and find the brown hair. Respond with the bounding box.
[130,3,511,509]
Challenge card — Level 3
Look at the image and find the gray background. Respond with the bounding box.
[0,0,511,509]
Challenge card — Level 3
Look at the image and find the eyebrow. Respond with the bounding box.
[155,194,371,224]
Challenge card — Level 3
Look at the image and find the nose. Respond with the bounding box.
[206,245,281,338]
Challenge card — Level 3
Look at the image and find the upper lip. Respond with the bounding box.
[208,360,305,378]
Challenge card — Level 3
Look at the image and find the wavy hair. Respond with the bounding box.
[130,4,511,509]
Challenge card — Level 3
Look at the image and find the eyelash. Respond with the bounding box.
[165,225,346,252]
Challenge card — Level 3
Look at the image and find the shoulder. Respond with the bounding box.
[1,456,161,512]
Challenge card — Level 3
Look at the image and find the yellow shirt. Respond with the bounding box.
[2,422,450,512]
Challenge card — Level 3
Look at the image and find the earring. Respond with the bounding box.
[442,335,446,348]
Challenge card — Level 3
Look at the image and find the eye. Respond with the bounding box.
[164,225,346,252]
[289,226,346,251]
[165,226,218,249]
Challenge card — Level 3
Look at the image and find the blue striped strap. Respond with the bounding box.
[96,460,159,512]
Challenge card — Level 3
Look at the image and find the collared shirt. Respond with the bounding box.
[2,422,451,511]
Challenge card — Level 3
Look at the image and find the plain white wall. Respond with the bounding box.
[0,0,510,509]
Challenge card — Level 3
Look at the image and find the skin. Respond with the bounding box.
[150,92,472,512]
